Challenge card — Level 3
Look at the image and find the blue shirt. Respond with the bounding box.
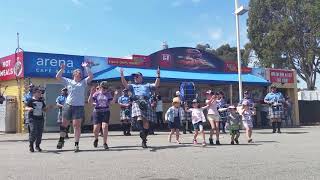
[128,83,155,98]
[61,77,88,106]
[23,92,33,104]
[118,95,130,105]
[56,95,67,112]
[264,92,284,104]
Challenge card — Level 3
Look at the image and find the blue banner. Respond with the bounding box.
[23,52,84,78]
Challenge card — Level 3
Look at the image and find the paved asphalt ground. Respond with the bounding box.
[0,126,319,180]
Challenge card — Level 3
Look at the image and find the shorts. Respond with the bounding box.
[207,114,220,122]
[193,121,204,131]
[168,117,181,129]
[230,129,240,136]
[93,110,110,125]
[62,104,84,121]
[242,120,253,129]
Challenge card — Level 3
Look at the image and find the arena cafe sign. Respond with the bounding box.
[35,57,74,73]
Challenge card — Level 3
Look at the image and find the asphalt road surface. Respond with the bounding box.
[0,126,319,180]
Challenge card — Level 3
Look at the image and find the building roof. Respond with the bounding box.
[93,67,270,86]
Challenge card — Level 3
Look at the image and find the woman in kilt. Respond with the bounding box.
[264,85,285,133]
[120,67,160,148]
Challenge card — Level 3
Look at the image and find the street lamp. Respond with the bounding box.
[234,0,248,101]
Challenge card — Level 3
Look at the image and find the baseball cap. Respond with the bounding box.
[131,72,143,77]
[228,105,236,109]
[192,99,199,103]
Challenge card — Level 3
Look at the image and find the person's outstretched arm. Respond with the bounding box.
[154,66,160,88]
[120,68,129,89]
[56,64,65,81]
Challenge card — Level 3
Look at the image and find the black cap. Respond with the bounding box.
[131,72,143,77]
[61,87,68,91]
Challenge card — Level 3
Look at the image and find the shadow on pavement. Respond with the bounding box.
[149,144,192,152]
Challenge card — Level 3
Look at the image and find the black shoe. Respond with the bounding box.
[65,134,69,139]
[216,140,221,145]
[272,130,276,133]
[142,141,148,148]
[29,145,34,153]
[188,130,193,134]
[123,131,127,136]
[35,146,42,152]
[209,138,214,145]
[183,130,186,134]
[57,140,64,149]
[93,139,98,148]
[234,139,239,144]
[74,145,80,152]
[126,132,132,136]
[103,143,109,150]
[231,141,234,145]
[277,130,281,134]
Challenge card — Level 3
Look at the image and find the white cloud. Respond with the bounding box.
[208,28,222,40]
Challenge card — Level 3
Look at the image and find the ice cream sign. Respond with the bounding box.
[23,52,84,78]
[0,52,24,81]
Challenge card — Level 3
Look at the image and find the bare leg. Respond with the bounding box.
[102,122,109,144]
[73,119,81,143]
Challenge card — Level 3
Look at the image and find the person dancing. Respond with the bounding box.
[120,67,160,148]
[56,62,93,152]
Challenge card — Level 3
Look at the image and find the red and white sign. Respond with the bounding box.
[0,52,24,81]
[108,55,151,67]
[224,61,252,73]
[269,69,294,83]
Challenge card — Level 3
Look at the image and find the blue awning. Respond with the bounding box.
[93,67,270,86]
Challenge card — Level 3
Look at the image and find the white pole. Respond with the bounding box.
[235,0,243,101]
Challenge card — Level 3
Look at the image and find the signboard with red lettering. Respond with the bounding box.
[107,55,151,67]
[0,52,24,81]
[224,61,252,73]
[269,69,294,83]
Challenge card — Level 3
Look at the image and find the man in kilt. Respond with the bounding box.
[118,89,132,136]
[264,85,285,133]
[120,67,160,148]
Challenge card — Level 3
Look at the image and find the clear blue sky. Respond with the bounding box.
[0,0,249,58]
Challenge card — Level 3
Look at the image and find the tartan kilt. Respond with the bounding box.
[131,101,156,122]
[120,108,131,121]
[268,105,284,119]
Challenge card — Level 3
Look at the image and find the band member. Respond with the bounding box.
[118,89,132,136]
[56,62,93,152]
[120,67,160,148]
[264,85,285,133]
[217,91,228,133]
[56,88,70,138]
[88,81,118,150]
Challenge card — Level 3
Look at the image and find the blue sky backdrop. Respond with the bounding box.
[0,0,315,88]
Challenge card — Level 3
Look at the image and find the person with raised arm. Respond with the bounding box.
[120,67,160,148]
[56,62,93,152]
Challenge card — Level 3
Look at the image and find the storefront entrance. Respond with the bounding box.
[45,84,64,132]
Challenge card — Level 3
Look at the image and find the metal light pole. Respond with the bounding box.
[234,0,248,102]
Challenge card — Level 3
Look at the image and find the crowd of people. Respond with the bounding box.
[23,63,292,153]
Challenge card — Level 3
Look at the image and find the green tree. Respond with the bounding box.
[247,0,320,90]
[195,43,250,65]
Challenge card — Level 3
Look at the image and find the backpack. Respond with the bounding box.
[179,82,196,103]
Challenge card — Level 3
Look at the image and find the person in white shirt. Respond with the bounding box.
[165,97,184,144]
[205,90,221,145]
[155,95,164,129]
[238,100,256,143]
[185,99,211,147]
